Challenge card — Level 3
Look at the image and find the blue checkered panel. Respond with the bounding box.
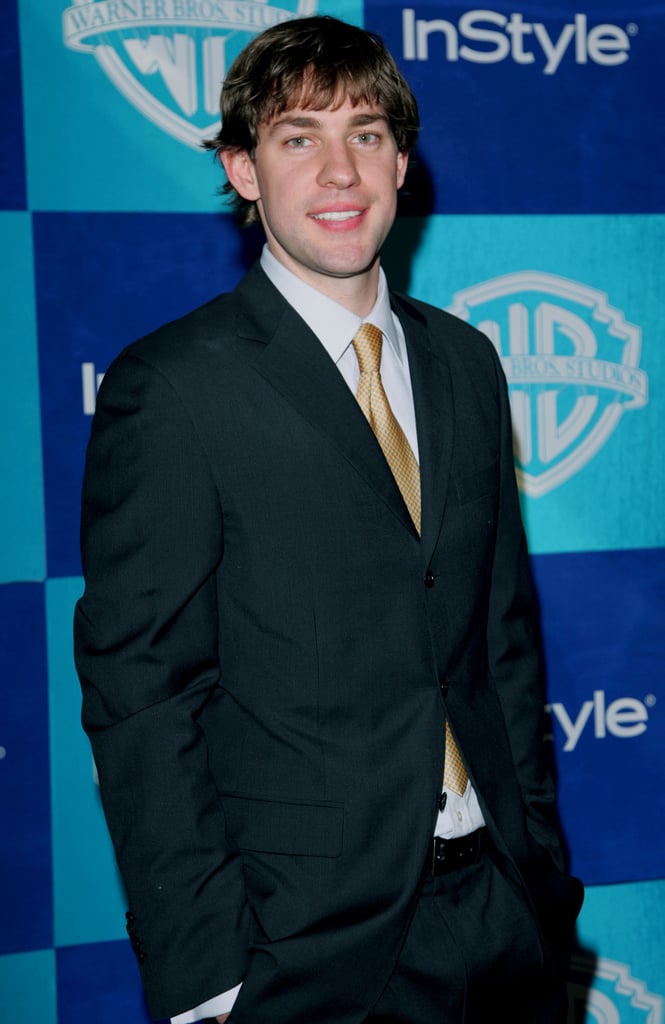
[2,0,663,1020]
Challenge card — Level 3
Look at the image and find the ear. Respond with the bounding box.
[396,149,408,190]
[220,149,260,201]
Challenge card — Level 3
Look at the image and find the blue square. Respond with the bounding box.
[0,0,26,209]
[57,940,165,1023]
[532,548,665,885]
[0,583,52,954]
[0,212,45,582]
[33,210,263,577]
[369,2,665,214]
[47,577,130,947]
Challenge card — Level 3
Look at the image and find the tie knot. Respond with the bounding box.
[352,323,383,375]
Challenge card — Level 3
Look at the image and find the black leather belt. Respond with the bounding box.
[429,827,490,876]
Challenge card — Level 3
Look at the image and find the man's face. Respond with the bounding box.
[223,99,408,303]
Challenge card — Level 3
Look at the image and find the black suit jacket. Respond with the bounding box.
[75,263,577,1022]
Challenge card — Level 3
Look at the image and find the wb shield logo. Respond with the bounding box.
[448,271,648,497]
[568,956,663,1023]
[63,0,318,147]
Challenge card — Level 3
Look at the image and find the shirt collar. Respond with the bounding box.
[260,245,402,367]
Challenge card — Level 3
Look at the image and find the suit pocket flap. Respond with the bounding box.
[221,793,344,858]
[454,459,498,505]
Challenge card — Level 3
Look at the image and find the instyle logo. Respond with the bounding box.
[82,361,104,415]
[63,0,318,147]
[568,956,663,1022]
[402,9,637,74]
[545,689,654,753]
[448,271,648,497]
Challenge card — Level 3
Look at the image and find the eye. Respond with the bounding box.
[355,131,380,145]
[285,135,312,148]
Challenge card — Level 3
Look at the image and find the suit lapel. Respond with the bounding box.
[234,265,418,536]
[392,293,456,559]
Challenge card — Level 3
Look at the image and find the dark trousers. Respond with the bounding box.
[366,844,568,1024]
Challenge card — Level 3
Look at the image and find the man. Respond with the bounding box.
[74,16,582,1024]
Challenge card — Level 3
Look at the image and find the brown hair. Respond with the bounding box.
[203,16,420,225]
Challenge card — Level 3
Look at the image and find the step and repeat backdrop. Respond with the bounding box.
[1,1,664,1020]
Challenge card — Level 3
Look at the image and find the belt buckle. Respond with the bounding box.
[431,836,447,876]
[430,830,485,877]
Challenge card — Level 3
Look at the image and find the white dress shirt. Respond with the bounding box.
[171,247,485,1022]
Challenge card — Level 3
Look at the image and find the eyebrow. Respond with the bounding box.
[267,112,390,135]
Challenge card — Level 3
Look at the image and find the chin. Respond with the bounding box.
[316,250,380,278]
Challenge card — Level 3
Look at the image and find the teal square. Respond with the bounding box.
[385,214,665,555]
[21,0,364,212]
[47,577,128,946]
[0,949,57,1023]
[0,211,45,582]
[571,879,665,1022]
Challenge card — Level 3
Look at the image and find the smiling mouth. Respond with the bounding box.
[311,210,363,222]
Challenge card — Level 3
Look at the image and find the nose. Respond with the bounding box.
[316,140,361,189]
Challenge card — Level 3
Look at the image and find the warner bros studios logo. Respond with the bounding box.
[63,0,318,148]
[448,271,648,498]
[568,956,663,1023]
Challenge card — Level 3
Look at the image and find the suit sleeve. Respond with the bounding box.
[484,343,565,871]
[74,351,251,1020]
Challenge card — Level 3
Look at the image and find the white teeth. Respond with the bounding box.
[312,210,362,221]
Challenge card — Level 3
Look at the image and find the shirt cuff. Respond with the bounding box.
[170,983,242,1023]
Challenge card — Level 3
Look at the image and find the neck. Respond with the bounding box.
[266,246,381,317]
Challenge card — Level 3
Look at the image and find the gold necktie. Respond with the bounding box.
[444,720,469,796]
[352,323,468,798]
[352,323,421,533]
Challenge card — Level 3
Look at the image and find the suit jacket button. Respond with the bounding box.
[424,568,435,588]
[439,679,449,697]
